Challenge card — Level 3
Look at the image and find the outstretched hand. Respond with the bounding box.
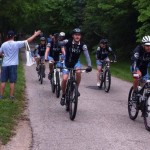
[34,30,41,37]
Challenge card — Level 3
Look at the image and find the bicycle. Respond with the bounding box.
[50,61,63,98]
[98,60,116,92]
[128,74,150,131]
[37,58,45,84]
[64,68,87,121]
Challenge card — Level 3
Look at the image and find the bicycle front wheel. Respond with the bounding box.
[128,86,139,120]
[98,72,104,89]
[50,76,55,93]
[143,95,150,131]
[56,71,60,98]
[69,83,78,121]
[104,69,111,92]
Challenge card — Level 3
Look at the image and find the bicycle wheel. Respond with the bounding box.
[99,72,104,89]
[50,74,55,93]
[69,83,78,120]
[65,82,70,112]
[128,86,139,120]
[143,95,150,131]
[40,65,43,84]
[56,71,60,98]
[104,69,111,92]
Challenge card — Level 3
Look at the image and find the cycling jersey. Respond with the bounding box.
[61,40,91,68]
[96,46,116,60]
[34,44,47,56]
[48,41,61,61]
[131,45,150,76]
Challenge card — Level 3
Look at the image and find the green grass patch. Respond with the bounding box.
[80,54,132,82]
[0,57,25,144]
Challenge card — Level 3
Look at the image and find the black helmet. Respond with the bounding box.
[53,33,59,37]
[99,39,108,44]
[40,37,46,41]
[72,28,81,34]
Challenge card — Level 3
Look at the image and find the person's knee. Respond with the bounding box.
[62,75,68,83]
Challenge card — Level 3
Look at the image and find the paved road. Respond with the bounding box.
[24,56,150,150]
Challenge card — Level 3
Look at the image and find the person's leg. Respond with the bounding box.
[96,60,102,86]
[0,82,6,96]
[48,56,54,79]
[97,65,102,83]
[0,66,8,97]
[133,70,142,90]
[10,83,15,97]
[60,72,69,106]
[9,65,17,98]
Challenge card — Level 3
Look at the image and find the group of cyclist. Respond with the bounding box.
[32,28,118,106]
[32,27,150,107]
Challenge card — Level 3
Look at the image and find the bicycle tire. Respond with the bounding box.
[104,69,111,92]
[143,95,150,131]
[56,71,60,98]
[40,65,43,84]
[128,86,139,120]
[69,83,78,120]
[65,82,70,112]
[50,74,55,93]
[99,72,104,89]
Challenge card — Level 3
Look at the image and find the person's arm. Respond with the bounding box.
[26,30,41,43]
[83,45,92,67]
[96,47,100,60]
[58,39,68,46]
[45,44,51,60]
[131,46,140,72]
[61,46,66,56]
[108,47,117,61]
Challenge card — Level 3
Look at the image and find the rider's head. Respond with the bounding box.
[72,28,82,43]
[142,36,150,52]
[53,33,59,42]
[99,39,108,48]
[40,37,46,45]
[59,32,65,41]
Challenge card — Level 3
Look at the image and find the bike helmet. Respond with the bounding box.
[59,32,65,37]
[40,37,46,41]
[142,36,150,45]
[72,28,81,34]
[99,39,108,44]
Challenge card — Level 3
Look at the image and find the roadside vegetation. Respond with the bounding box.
[0,58,25,144]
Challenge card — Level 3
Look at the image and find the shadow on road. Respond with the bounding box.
[86,85,103,91]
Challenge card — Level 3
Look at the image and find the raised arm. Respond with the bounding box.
[26,30,41,43]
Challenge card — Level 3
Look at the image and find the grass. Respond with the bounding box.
[80,54,132,82]
[0,57,25,144]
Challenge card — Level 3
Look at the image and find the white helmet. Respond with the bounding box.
[142,35,150,45]
[59,32,65,37]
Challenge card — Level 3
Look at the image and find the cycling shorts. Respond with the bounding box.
[96,57,109,66]
[62,60,81,75]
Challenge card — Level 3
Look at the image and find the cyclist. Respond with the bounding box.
[60,28,92,106]
[34,37,48,77]
[45,33,65,80]
[131,35,150,93]
[96,39,116,87]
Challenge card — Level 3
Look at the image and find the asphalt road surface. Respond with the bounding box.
[24,56,150,150]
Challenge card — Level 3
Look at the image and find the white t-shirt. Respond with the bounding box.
[0,40,25,66]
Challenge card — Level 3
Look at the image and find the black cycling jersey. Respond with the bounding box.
[49,41,61,61]
[64,40,88,68]
[96,46,116,60]
[37,44,47,56]
[131,45,150,76]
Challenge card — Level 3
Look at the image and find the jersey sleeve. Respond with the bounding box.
[47,42,51,48]
[131,45,140,71]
